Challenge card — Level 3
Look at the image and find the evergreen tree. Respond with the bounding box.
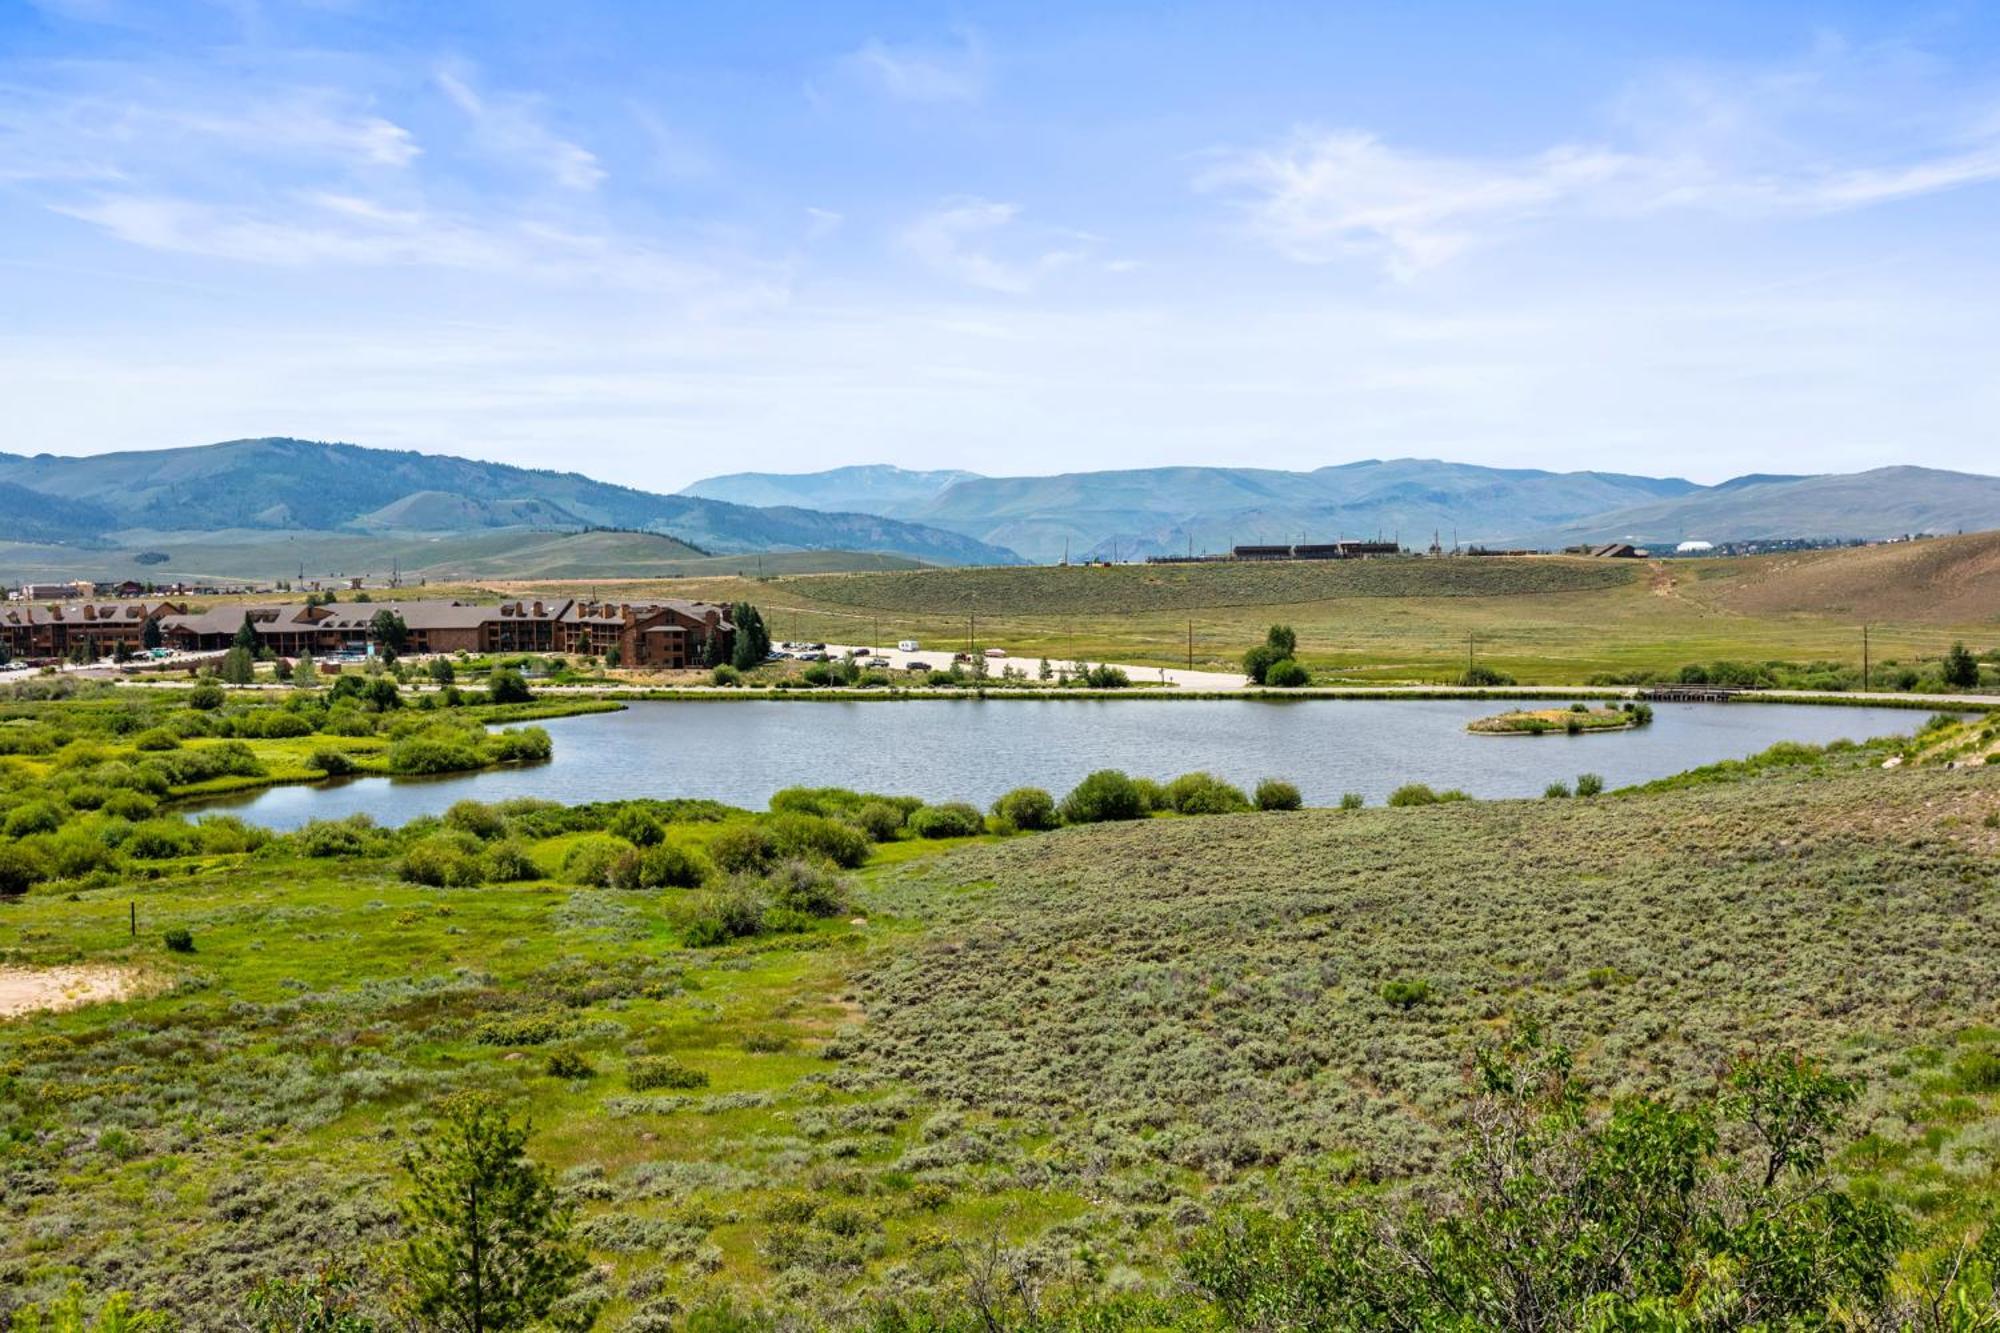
[729,603,770,671]
[219,645,256,685]
[292,654,319,688]
[233,614,259,655]
[397,1097,585,1333]
[369,610,410,656]
[1943,641,1981,689]
[141,617,163,652]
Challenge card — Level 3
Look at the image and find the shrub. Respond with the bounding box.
[767,859,848,917]
[1339,792,1365,810]
[399,833,488,888]
[766,813,870,869]
[387,730,482,775]
[612,843,710,890]
[991,786,1057,832]
[444,800,508,840]
[907,802,985,839]
[1165,771,1252,815]
[0,841,50,895]
[163,927,195,953]
[1058,769,1147,824]
[482,840,541,883]
[187,682,225,710]
[680,884,769,946]
[124,818,199,859]
[1460,664,1516,686]
[484,727,552,763]
[4,801,63,838]
[1083,664,1131,688]
[1253,778,1301,812]
[546,1050,596,1080]
[133,727,181,751]
[1263,658,1310,688]
[1380,977,1433,1010]
[1545,781,1572,799]
[851,801,906,842]
[710,664,741,687]
[487,667,532,703]
[295,815,378,857]
[1132,777,1170,812]
[101,789,159,822]
[1575,772,1605,797]
[628,1057,709,1091]
[609,807,666,847]
[926,670,957,687]
[800,663,833,687]
[195,815,266,855]
[1387,783,1440,807]
[707,823,776,875]
[561,835,629,887]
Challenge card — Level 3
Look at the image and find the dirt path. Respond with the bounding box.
[0,965,141,1020]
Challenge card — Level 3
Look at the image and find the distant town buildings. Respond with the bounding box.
[0,597,735,668]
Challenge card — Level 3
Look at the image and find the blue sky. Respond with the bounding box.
[3,1,1998,490]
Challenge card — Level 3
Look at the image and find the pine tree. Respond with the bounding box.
[219,645,256,685]
[141,617,163,652]
[232,614,259,655]
[397,1097,585,1333]
[292,654,319,688]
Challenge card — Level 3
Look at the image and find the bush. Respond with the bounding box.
[1263,658,1310,688]
[708,823,776,876]
[710,664,741,687]
[1380,977,1433,1010]
[387,730,482,775]
[1544,781,1572,799]
[482,840,541,883]
[187,682,225,710]
[628,1057,709,1091]
[124,818,199,859]
[484,727,552,763]
[1253,778,1301,812]
[546,1049,596,1080]
[294,815,379,858]
[611,843,710,890]
[163,927,195,953]
[1339,792,1365,810]
[1575,772,1605,797]
[907,802,985,839]
[1951,1048,2000,1094]
[4,801,62,838]
[991,786,1057,832]
[766,813,870,869]
[444,800,508,840]
[0,841,50,895]
[1132,776,1170,813]
[133,727,181,752]
[1459,664,1516,686]
[1387,783,1440,807]
[487,667,532,703]
[609,807,666,847]
[680,885,768,946]
[1083,664,1131,688]
[399,832,488,888]
[101,789,159,822]
[1058,769,1147,824]
[561,834,629,887]
[1165,771,1252,815]
[851,801,906,842]
[767,858,848,917]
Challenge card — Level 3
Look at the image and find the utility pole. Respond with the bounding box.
[1862,625,1870,689]
[1187,619,1194,669]
[1468,632,1476,677]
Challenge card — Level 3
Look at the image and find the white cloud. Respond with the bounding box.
[1203,44,2000,276]
[842,31,984,104]
[435,63,604,191]
[901,197,1088,294]
[805,206,843,240]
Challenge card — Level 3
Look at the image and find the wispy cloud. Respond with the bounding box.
[1202,43,2000,276]
[841,30,985,104]
[435,62,604,191]
[900,197,1088,294]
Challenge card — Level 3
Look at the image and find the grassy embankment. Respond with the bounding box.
[459,532,2000,687]
[3,708,1998,1326]
[1467,703,1645,734]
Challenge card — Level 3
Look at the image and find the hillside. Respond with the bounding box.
[1529,466,2000,547]
[680,464,976,513]
[681,458,2000,562]
[0,439,1023,567]
[1680,528,2000,625]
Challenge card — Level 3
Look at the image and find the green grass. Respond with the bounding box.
[4,731,2000,1325]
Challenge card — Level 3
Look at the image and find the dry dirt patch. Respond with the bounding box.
[0,965,142,1020]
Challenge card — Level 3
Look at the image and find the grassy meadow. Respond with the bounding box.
[436,533,2000,687]
[3,678,2000,1326]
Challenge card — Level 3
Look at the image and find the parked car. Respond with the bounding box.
[952,652,972,664]
[866,657,890,669]
[905,660,932,672]
[983,647,1007,658]
[897,639,921,653]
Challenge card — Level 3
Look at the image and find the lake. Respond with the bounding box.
[192,697,1940,829]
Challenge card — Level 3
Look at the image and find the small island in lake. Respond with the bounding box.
[1469,701,1654,735]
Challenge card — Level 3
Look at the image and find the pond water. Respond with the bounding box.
[193,698,1937,829]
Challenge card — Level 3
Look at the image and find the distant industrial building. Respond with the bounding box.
[12,581,94,602]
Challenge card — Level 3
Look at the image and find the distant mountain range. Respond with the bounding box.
[683,460,2000,562]
[0,439,1022,567]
